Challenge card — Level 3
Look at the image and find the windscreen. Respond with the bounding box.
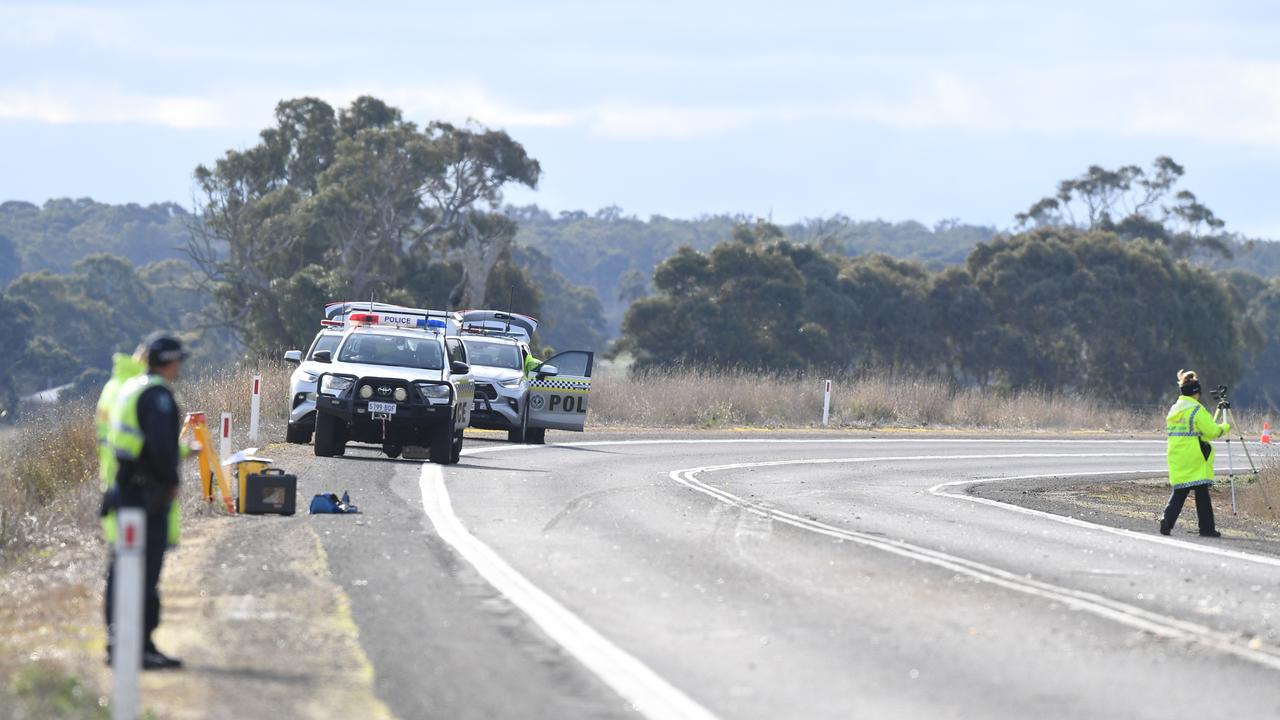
[308,334,341,359]
[338,333,444,370]
[461,339,522,370]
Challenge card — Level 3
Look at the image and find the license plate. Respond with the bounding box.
[367,401,397,414]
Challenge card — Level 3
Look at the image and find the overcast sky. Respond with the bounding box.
[4,0,1280,236]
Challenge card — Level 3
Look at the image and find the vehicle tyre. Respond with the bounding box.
[451,430,464,463]
[526,427,546,445]
[286,422,312,444]
[428,424,456,465]
[508,401,528,443]
[314,413,343,457]
[383,444,403,459]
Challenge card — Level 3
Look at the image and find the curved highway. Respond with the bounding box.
[283,434,1280,719]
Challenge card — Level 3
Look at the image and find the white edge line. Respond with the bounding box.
[462,437,1172,456]
[929,472,1280,570]
[672,462,1280,672]
[419,463,719,720]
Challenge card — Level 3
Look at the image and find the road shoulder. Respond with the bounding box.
[1,506,395,720]
[966,473,1280,556]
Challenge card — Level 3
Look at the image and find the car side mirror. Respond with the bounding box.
[283,350,302,364]
[451,360,470,375]
[313,351,332,364]
[537,364,559,378]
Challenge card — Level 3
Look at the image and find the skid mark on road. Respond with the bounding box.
[670,456,1280,673]
[420,463,718,720]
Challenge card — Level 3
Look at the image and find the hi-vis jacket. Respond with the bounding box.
[1166,395,1230,489]
[523,353,542,379]
[103,373,182,546]
[96,353,146,491]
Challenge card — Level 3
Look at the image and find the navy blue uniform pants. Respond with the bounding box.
[104,505,170,652]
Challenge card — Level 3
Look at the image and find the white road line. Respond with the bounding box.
[669,459,1280,673]
[462,437,1166,457]
[419,464,719,720]
[929,472,1280,570]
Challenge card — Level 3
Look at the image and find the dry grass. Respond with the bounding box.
[1236,447,1280,521]
[0,361,294,555]
[591,368,1168,430]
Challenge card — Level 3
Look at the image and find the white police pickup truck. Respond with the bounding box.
[283,328,343,443]
[460,310,595,444]
[310,306,474,464]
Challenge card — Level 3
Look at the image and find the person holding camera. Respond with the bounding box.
[1161,369,1228,537]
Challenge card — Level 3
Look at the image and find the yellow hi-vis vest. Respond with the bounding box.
[103,373,181,546]
[1166,395,1229,489]
[96,353,146,491]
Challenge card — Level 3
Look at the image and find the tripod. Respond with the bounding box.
[1213,398,1267,515]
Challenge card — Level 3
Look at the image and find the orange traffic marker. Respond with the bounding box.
[1262,421,1272,445]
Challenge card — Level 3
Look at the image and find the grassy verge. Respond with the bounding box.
[0,361,293,555]
[591,369,1179,430]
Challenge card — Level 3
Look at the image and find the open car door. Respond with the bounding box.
[527,350,594,432]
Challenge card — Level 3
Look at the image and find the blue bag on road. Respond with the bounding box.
[308,491,360,514]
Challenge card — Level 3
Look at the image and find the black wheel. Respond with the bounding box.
[383,444,403,459]
[526,427,546,445]
[429,424,457,464]
[286,422,312,444]
[451,430,463,463]
[314,412,345,457]
[508,401,528,443]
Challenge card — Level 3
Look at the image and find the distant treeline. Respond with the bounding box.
[510,205,998,336]
[618,223,1280,407]
[7,148,1280,414]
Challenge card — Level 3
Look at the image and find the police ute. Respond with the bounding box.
[460,309,595,444]
[310,305,474,463]
[282,328,344,443]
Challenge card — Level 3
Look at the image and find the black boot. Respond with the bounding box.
[143,643,183,670]
[1193,486,1219,538]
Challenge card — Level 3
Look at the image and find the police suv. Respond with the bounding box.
[282,328,343,443]
[310,306,474,464]
[460,310,595,444]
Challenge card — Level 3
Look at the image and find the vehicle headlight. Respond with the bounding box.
[359,384,373,399]
[320,375,354,397]
[394,387,408,402]
[300,370,320,383]
[415,382,452,404]
[499,377,523,388]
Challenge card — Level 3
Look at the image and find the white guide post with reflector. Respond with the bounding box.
[249,375,261,443]
[112,508,145,720]
[822,379,832,426]
[220,413,232,461]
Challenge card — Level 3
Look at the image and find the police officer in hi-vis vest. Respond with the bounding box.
[1161,369,1228,538]
[101,332,190,669]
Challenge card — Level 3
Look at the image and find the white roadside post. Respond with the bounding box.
[112,508,145,720]
[249,375,262,443]
[220,413,232,461]
[822,379,832,426]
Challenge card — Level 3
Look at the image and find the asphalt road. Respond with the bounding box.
[276,434,1280,719]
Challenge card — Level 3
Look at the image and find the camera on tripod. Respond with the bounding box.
[1210,384,1230,409]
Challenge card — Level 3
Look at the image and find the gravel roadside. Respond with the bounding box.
[1,496,394,719]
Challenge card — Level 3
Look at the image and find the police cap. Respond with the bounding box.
[142,332,189,365]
